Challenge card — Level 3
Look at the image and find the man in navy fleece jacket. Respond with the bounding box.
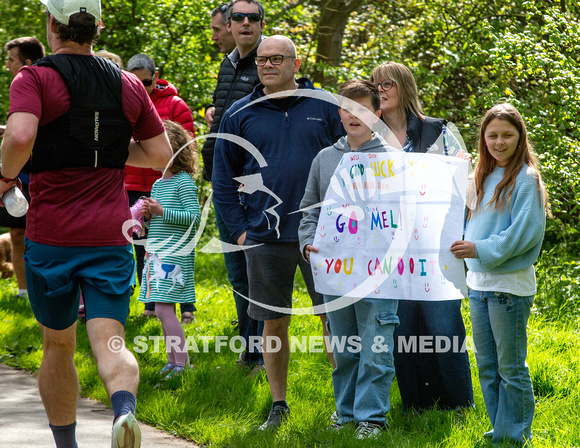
[212,35,343,430]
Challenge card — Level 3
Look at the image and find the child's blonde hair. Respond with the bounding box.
[473,103,550,217]
[163,120,198,177]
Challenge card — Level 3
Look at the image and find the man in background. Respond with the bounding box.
[213,35,343,430]
[204,2,237,128]
[0,36,46,300]
[202,0,266,371]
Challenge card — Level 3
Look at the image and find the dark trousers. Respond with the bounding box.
[214,198,263,362]
[393,299,473,411]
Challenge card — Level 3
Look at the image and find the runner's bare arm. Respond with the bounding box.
[1,112,38,180]
[127,131,173,169]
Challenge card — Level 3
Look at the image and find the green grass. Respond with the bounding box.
[1,246,580,447]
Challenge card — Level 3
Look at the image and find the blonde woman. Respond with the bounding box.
[370,61,473,412]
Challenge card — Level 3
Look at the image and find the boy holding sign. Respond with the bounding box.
[299,80,398,439]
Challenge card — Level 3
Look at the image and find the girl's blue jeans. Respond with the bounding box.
[469,289,535,446]
[323,295,399,425]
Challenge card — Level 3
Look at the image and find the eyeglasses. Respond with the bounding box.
[255,55,294,66]
[373,80,395,91]
[141,79,154,87]
[218,3,227,14]
[231,12,262,22]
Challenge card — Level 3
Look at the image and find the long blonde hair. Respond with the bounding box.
[369,61,424,120]
[473,103,550,217]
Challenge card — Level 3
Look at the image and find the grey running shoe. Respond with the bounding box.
[328,421,345,431]
[327,411,344,430]
[249,358,266,377]
[111,412,141,448]
[355,421,384,439]
[258,405,290,430]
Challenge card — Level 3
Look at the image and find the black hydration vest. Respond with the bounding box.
[25,54,132,173]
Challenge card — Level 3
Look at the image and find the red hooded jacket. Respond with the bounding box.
[125,79,195,192]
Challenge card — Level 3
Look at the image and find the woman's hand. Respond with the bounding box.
[450,240,476,259]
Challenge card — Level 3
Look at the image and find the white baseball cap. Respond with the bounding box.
[40,0,101,26]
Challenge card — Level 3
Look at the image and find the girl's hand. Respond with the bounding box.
[145,198,164,217]
[455,150,472,162]
[304,244,318,262]
[450,240,476,259]
[140,201,151,221]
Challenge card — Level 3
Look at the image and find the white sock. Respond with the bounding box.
[18,289,27,296]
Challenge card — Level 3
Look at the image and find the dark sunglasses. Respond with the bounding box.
[141,79,154,87]
[218,2,227,14]
[373,80,395,91]
[231,12,262,22]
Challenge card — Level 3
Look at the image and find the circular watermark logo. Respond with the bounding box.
[107,335,126,354]
[123,89,469,315]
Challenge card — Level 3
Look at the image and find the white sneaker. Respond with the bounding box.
[111,411,141,448]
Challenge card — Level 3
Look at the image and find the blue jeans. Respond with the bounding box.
[214,198,263,362]
[324,295,399,425]
[470,289,534,446]
[393,299,473,410]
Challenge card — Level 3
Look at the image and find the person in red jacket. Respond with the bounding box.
[126,53,196,323]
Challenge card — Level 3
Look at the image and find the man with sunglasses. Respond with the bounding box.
[213,35,344,431]
[125,53,196,323]
[126,53,194,137]
[201,0,266,373]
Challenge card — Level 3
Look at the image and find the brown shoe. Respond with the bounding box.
[181,311,195,325]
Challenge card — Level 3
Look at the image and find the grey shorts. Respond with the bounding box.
[244,238,323,320]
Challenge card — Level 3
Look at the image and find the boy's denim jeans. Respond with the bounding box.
[469,289,535,446]
[323,295,399,424]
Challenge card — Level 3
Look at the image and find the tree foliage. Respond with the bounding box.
[0,0,578,251]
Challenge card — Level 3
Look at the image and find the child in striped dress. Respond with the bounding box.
[138,120,201,377]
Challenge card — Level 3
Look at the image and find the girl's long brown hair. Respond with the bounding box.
[472,103,550,217]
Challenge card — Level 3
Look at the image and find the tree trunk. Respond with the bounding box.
[312,0,365,86]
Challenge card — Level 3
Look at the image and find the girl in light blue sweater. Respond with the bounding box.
[451,104,550,447]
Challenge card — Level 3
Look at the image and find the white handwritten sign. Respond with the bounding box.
[310,152,468,301]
